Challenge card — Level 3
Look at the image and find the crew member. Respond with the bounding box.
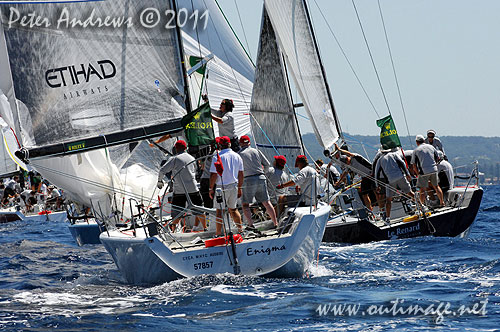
[211,99,239,152]
[332,144,376,211]
[277,155,320,206]
[266,155,289,218]
[158,140,206,232]
[424,129,446,159]
[238,136,278,228]
[375,148,414,221]
[411,135,444,207]
[209,136,244,236]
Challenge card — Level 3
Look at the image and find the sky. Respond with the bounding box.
[217,0,500,138]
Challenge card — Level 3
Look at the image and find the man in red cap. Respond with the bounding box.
[211,99,239,152]
[238,135,278,228]
[209,136,244,235]
[266,155,290,217]
[277,155,320,206]
[158,139,206,232]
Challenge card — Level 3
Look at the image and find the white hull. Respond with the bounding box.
[146,203,330,278]
[0,209,67,223]
[99,227,181,285]
[68,219,103,246]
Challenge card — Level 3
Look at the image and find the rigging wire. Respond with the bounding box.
[351,0,391,115]
[213,0,255,67]
[201,0,251,111]
[311,0,380,118]
[377,0,413,146]
[233,0,253,59]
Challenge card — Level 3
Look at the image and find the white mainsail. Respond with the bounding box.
[0,0,255,218]
[264,0,342,149]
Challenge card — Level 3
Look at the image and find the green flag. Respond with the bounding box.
[376,114,401,149]
[188,55,206,75]
[181,102,215,147]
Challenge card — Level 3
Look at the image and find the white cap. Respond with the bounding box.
[415,135,425,142]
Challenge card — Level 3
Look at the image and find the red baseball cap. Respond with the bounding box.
[174,140,187,150]
[274,155,287,167]
[295,154,307,167]
[239,135,250,144]
[219,136,231,146]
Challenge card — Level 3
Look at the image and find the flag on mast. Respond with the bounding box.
[181,102,215,147]
[376,115,401,149]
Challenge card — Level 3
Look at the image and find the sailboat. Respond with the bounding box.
[322,164,483,244]
[145,0,338,279]
[0,0,188,283]
[0,0,333,283]
[301,3,484,244]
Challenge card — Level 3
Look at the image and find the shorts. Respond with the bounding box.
[417,172,438,188]
[360,177,376,195]
[213,183,238,210]
[241,175,269,204]
[171,192,203,220]
[386,177,412,198]
[199,178,214,208]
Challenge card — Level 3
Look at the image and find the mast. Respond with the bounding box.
[172,0,193,113]
[302,0,343,142]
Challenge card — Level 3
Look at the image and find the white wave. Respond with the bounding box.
[308,263,334,277]
[211,284,281,299]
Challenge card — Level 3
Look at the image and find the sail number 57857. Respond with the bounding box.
[193,261,213,270]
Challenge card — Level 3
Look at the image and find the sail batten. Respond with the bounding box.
[264,0,341,149]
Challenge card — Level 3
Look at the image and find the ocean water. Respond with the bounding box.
[0,187,499,331]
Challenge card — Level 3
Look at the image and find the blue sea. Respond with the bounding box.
[1,187,499,331]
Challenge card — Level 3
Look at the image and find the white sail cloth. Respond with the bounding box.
[183,33,253,137]
[264,0,340,149]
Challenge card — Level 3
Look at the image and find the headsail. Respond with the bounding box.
[0,1,187,159]
[182,0,255,137]
[250,7,303,167]
[264,0,342,149]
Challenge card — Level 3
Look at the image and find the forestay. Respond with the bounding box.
[264,0,341,149]
[250,8,303,168]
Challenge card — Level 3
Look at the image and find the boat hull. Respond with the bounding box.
[0,210,68,224]
[99,228,181,285]
[68,221,103,246]
[146,204,330,278]
[323,187,483,243]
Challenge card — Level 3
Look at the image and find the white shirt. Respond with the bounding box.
[210,148,244,186]
[293,165,320,204]
[320,164,340,179]
[218,112,236,138]
[266,167,290,197]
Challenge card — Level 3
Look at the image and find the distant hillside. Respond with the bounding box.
[302,133,500,184]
